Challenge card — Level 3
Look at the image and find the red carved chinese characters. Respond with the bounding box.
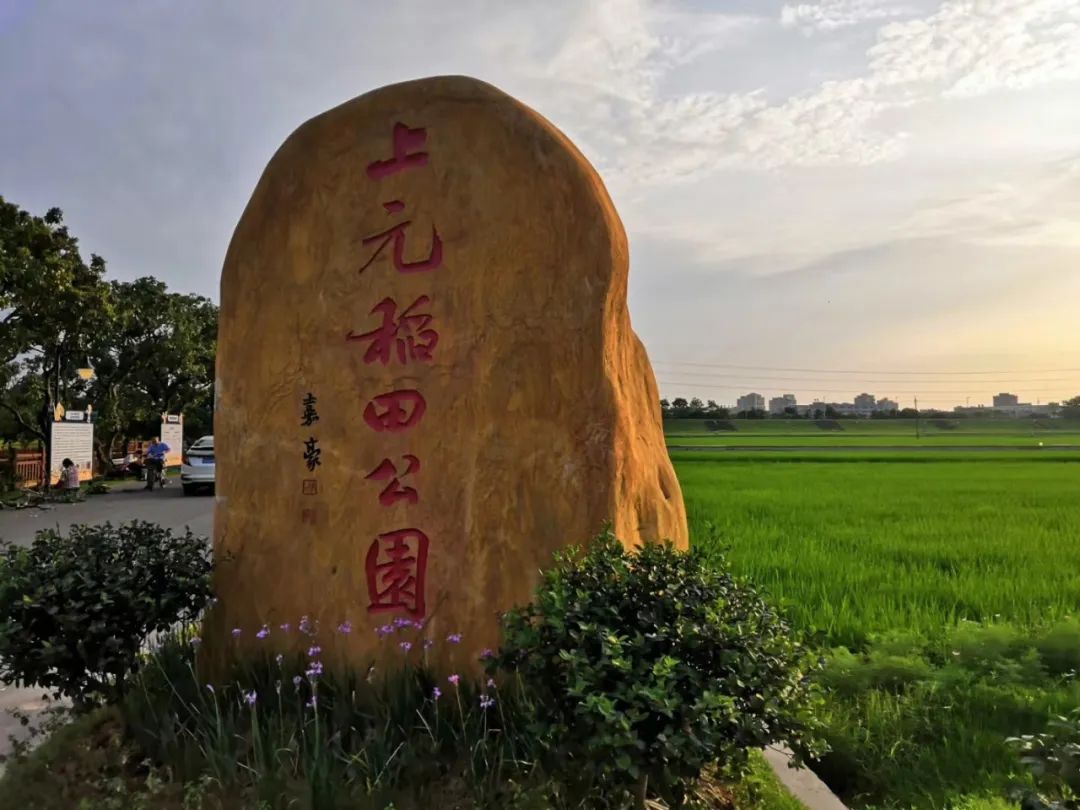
[346,296,439,365]
[365,528,429,617]
[366,123,429,180]
[366,455,420,506]
[358,206,443,276]
[360,122,441,621]
[363,389,426,433]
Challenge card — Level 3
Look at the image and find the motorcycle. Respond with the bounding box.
[146,458,167,489]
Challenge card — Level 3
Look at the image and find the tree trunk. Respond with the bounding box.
[635,775,648,810]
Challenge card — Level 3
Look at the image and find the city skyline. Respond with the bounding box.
[661,375,1076,412]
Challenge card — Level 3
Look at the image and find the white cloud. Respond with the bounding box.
[547,0,1080,182]
[781,0,916,34]
[901,154,1080,246]
[869,0,1080,95]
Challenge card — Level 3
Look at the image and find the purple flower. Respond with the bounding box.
[376,624,394,638]
[256,625,270,640]
[205,684,215,694]
[244,691,257,706]
[306,661,324,678]
[432,686,442,700]
[446,633,462,644]
[337,621,353,635]
[306,695,318,709]
[487,678,496,689]
[231,628,242,638]
[448,674,460,687]
[479,694,495,710]
[480,648,494,659]
[423,639,434,650]
[399,641,413,652]
[292,675,303,686]
[209,597,219,606]
[279,623,291,633]
[190,637,202,647]
[393,618,412,629]
[299,615,314,635]
[307,645,322,658]
[275,653,284,666]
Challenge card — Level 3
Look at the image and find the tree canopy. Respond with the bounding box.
[1,196,217,475]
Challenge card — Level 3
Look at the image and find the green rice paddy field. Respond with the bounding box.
[668,419,1080,810]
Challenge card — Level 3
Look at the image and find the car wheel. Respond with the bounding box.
[182,484,194,496]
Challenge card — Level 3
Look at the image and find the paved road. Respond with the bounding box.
[0,484,215,764]
[0,482,214,547]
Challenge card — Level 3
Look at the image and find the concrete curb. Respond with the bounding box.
[764,746,849,810]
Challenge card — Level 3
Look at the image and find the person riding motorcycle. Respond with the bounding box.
[144,437,170,490]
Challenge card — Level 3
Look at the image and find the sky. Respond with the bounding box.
[2,0,1079,409]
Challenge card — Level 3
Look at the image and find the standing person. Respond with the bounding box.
[144,437,170,490]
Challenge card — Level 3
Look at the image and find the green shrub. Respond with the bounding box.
[490,531,825,808]
[0,521,212,708]
[1010,706,1080,809]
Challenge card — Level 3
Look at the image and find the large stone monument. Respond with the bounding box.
[212,75,687,670]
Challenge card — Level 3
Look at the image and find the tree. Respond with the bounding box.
[1,198,219,477]
[86,278,217,466]
[1,199,112,482]
[1063,396,1080,421]
[705,400,729,418]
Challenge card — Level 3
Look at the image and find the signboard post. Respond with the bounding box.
[160,413,184,468]
[49,410,94,485]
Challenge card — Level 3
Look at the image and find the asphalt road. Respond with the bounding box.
[0,482,215,765]
[0,481,214,547]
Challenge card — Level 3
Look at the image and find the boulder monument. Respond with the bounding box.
[212,75,687,670]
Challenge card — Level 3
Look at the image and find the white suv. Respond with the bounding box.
[181,435,215,496]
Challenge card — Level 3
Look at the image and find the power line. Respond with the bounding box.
[656,360,1080,377]
[652,367,1079,386]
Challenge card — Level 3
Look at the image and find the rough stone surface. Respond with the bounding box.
[210,75,687,671]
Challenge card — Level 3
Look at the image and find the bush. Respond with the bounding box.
[1010,707,1080,809]
[0,521,212,708]
[489,531,825,808]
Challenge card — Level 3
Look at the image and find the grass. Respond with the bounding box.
[675,449,1080,809]
[0,714,805,809]
[0,653,807,810]
[668,434,1080,447]
[677,455,1080,644]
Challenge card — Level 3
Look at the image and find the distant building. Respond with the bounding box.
[854,393,877,415]
[993,393,1020,408]
[797,401,828,417]
[769,394,798,415]
[877,398,899,413]
[737,392,766,413]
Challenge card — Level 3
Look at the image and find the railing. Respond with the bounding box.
[1,449,45,487]
[15,456,44,484]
